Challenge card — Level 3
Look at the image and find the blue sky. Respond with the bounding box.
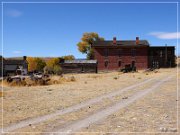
[1,0,179,58]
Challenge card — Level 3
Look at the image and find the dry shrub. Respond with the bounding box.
[52,80,59,84]
[3,78,48,87]
[47,75,76,85]
[118,72,123,75]
[25,78,37,86]
[3,75,76,87]
[2,80,9,86]
[3,79,27,87]
[50,76,62,81]
[0,91,4,97]
[67,76,76,82]
[48,76,66,85]
[154,70,159,73]
[71,76,76,81]
[35,79,46,85]
[88,75,101,79]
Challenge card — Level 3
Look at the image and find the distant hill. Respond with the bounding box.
[5,57,57,60]
[4,56,74,62]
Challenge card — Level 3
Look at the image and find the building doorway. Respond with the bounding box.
[132,61,135,68]
[152,60,159,69]
[104,61,108,69]
[132,61,136,71]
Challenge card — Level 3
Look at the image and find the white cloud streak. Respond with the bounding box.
[148,32,180,39]
[12,51,22,54]
[6,9,23,17]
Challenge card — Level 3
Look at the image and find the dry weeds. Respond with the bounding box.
[2,75,76,87]
[0,91,4,97]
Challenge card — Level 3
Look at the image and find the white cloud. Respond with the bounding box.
[6,9,23,17]
[13,51,22,54]
[148,32,180,39]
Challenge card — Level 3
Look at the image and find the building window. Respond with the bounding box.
[131,49,136,57]
[105,61,108,67]
[168,50,172,55]
[104,49,108,58]
[160,50,163,57]
[155,51,158,56]
[118,49,122,57]
[118,61,121,67]
[150,51,153,56]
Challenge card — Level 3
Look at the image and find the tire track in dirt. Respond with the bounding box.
[1,78,155,133]
[48,76,173,135]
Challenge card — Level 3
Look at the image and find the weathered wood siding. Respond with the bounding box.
[148,47,175,68]
[60,63,97,73]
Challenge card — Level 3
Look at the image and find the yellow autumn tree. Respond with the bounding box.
[27,57,46,72]
[27,57,37,72]
[77,32,104,59]
[61,55,75,60]
[46,58,60,71]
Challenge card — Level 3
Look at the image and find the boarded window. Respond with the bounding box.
[118,49,122,57]
[104,49,108,58]
[131,49,136,57]
[118,61,121,67]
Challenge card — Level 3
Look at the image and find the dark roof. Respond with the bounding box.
[0,56,27,65]
[4,60,27,65]
[149,46,175,48]
[64,59,97,64]
[1,56,28,65]
[5,57,24,60]
[92,40,149,47]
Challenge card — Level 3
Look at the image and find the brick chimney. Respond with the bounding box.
[136,37,139,45]
[23,56,27,60]
[113,37,117,44]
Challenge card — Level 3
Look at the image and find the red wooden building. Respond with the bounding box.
[92,37,175,70]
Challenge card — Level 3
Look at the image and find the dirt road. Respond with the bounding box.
[46,76,173,135]
[2,77,154,133]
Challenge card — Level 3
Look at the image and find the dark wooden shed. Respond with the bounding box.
[148,46,175,68]
[60,59,98,73]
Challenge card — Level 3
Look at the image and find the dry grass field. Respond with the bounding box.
[0,67,179,134]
